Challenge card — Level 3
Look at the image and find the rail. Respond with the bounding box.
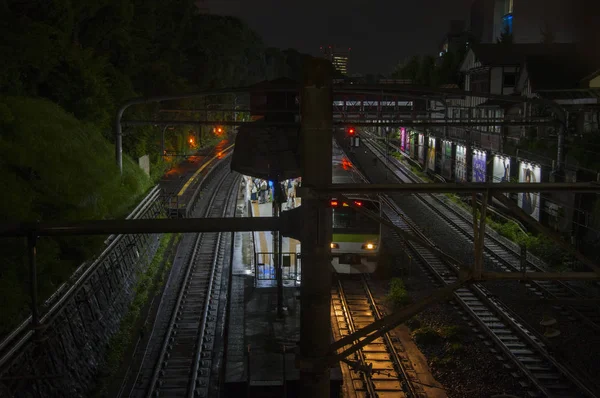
[146,169,240,396]
[362,138,597,397]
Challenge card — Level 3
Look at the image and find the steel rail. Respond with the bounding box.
[362,137,596,397]
[126,154,236,395]
[361,275,421,397]
[367,136,600,316]
[146,171,238,396]
[334,278,378,397]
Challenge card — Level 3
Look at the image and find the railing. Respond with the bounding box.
[254,252,300,286]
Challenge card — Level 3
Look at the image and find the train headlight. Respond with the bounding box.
[362,243,377,250]
[330,243,339,249]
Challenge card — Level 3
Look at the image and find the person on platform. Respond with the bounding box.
[522,169,534,215]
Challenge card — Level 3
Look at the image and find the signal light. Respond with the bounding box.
[217,127,223,133]
[330,200,339,207]
[347,127,356,135]
[354,201,362,206]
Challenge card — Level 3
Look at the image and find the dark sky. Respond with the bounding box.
[204,0,473,74]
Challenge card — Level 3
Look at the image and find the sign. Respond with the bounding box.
[518,161,541,221]
[455,145,467,182]
[138,155,150,176]
[418,133,425,164]
[427,137,436,171]
[492,155,510,183]
[472,149,487,182]
[400,127,406,152]
[440,141,452,180]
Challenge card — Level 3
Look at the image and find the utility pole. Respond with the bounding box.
[298,57,333,398]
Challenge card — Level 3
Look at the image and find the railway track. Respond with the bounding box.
[365,136,600,333]
[332,275,426,398]
[338,135,595,397]
[127,166,240,397]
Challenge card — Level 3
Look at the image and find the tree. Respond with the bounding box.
[416,55,436,86]
[391,55,421,82]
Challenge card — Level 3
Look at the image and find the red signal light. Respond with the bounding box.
[354,201,362,206]
[330,200,339,207]
[348,127,355,135]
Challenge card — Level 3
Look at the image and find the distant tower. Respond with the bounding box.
[319,45,351,75]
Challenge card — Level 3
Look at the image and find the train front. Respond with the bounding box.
[330,197,381,274]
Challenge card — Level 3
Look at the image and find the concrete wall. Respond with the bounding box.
[0,202,163,396]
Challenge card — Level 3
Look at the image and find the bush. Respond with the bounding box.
[387,277,411,308]
[439,325,464,341]
[412,326,442,345]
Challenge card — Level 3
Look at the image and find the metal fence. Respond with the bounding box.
[254,252,301,286]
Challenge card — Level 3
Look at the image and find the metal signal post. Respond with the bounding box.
[298,58,333,398]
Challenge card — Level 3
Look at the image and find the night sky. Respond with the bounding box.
[204,0,473,74]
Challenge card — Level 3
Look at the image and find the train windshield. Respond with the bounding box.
[332,201,380,234]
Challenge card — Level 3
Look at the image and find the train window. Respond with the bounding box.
[332,208,379,234]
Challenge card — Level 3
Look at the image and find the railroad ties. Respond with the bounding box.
[332,275,426,397]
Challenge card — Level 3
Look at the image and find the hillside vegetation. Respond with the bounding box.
[0,0,311,335]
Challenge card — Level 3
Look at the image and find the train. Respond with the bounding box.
[331,140,381,274]
[330,196,382,274]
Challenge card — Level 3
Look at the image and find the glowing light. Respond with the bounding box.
[330,243,339,249]
[330,200,338,207]
[189,137,194,144]
[354,201,362,206]
[362,242,377,250]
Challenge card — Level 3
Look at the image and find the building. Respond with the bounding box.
[440,43,578,151]
[439,20,470,58]
[469,0,588,44]
[320,46,351,76]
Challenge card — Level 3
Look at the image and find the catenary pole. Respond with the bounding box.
[298,57,333,398]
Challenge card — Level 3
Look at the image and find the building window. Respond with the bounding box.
[503,72,517,87]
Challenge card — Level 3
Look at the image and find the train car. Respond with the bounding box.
[331,139,381,274]
[330,196,381,274]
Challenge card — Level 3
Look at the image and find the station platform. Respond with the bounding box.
[224,179,341,397]
[247,183,302,287]
[159,139,234,218]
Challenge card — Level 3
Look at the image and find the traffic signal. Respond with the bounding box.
[346,126,356,136]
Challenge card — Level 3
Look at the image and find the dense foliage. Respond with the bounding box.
[391,50,466,87]
[0,96,152,334]
[0,0,304,334]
